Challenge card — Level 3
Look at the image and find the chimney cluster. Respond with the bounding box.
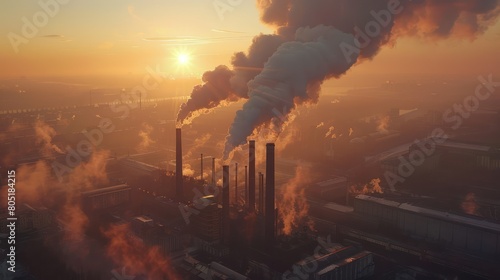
[175,129,276,244]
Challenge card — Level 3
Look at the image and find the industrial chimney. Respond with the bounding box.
[175,128,183,201]
[222,165,230,244]
[235,163,238,204]
[265,143,275,244]
[248,140,256,212]
[200,153,203,181]
[244,165,248,205]
[212,157,216,186]
[259,172,264,214]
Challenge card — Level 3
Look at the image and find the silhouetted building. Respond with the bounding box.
[81,184,131,212]
[191,195,222,242]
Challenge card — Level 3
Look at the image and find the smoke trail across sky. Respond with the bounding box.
[177,0,500,157]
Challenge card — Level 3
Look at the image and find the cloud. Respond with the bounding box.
[143,35,252,46]
[39,34,65,38]
[211,29,247,34]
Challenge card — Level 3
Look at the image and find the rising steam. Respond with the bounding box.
[34,120,64,156]
[137,123,155,152]
[278,165,314,235]
[103,223,180,279]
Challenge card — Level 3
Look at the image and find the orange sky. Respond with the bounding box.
[1,1,499,80]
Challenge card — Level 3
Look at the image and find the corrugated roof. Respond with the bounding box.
[356,195,500,233]
[323,202,353,213]
[81,184,130,197]
[437,142,490,152]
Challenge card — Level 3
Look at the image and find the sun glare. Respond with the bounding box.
[177,53,191,66]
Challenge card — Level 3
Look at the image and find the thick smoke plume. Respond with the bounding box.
[224,26,356,156]
[103,223,180,280]
[278,165,314,235]
[34,120,64,156]
[177,0,500,157]
[177,34,285,126]
[4,150,112,276]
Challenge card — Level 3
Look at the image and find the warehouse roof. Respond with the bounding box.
[356,195,500,233]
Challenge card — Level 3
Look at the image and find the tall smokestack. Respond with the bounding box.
[200,153,203,181]
[259,172,264,214]
[175,128,183,201]
[235,163,238,204]
[249,140,256,212]
[222,165,230,244]
[212,157,216,186]
[265,143,275,244]
[244,165,248,205]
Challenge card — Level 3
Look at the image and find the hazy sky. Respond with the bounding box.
[1,1,499,80]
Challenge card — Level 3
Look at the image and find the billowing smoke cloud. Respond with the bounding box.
[137,123,155,152]
[177,66,237,125]
[177,34,286,126]
[16,160,52,204]
[57,202,92,271]
[177,0,500,156]
[278,165,314,235]
[14,150,111,275]
[34,120,64,156]
[182,163,195,177]
[15,150,110,206]
[103,223,180,279]
[224,26,357,156]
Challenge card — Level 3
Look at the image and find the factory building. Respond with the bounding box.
[248,243,374,280]
[191,195,222,242]
[131,215,183,255]
[81,184,131,212]
[436,141,500,170]
[0,203,53,234]
[180,257,248,279]
[314,250,374,280]
[353,194,500,256]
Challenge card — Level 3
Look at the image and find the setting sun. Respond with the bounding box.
[177,52,191,66]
